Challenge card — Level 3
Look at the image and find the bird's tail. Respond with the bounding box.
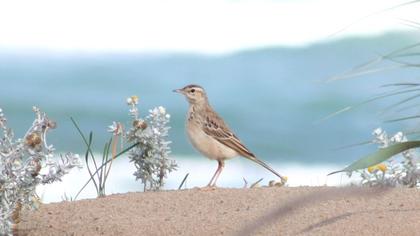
[243,155,287,183]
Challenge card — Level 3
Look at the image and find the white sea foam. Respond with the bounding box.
[37,155,358,203]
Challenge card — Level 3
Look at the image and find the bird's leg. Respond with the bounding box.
[206,160,221,187]
[206,160,225,187]
[209,160,225,187]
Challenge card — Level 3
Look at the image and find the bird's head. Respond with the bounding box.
[173,84,208,105]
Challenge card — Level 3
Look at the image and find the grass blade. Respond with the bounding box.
[328,41,420,82]
[98,140,111,193]
[250,178,264,188]
[329,0,420,37]
[385,115,420,123]
[328,64,404,81]
[332,140,372,151]
[71,117,101,181]
[75,132,99,200]
[319,88,420,121]
[178,173,190,190]
[380,93,420,114]
[381,82,420,87]
[103,137,115,191]
[328,141,420,175]
[74,142,139,200]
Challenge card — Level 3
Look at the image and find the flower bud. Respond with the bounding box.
[133,119,148,130]
[31,160,42,177]
[48,120,57,129]
[25,133,42,148]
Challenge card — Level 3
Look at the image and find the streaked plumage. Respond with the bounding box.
[174,84,286,187]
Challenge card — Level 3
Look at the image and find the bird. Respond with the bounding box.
[174,84,287,187]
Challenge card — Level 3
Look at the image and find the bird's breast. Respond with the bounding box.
[186,119,238,160]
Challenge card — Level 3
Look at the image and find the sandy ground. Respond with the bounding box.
[17,187,420,236]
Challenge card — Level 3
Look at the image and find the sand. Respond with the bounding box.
[17,187,420,236]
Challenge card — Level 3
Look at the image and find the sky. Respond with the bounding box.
[0,0,419,54]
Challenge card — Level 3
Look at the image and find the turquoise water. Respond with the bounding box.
[1,31,419,165]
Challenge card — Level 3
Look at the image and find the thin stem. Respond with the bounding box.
[71,118,101,183]
[104,134,118,185]
[85,133,99,195]
[74,142,139,200]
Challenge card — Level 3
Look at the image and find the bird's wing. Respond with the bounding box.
[202,109,255,158]
[201,108,286,181]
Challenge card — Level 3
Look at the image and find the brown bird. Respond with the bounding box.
[174,84,287,187]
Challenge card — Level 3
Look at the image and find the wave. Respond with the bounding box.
[37,155,358,203]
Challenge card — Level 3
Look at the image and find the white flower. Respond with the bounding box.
[70,154,82,167]
[150,108,158,115]
[126,95,139,105]
[132,96,139,104]
[372,128,383,136]
[32,106,39,113]
[390,132,404,143]
[108,121,123,135]
[152,127,160,135]
[158,106,166,114]
[108,121,118,133]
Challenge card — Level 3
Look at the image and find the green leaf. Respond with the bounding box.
[328,141,420,175]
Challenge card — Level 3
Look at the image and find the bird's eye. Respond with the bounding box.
[190,89,195,93]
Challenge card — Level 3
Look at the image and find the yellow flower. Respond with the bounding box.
[131,95,139,104]
[378,163,387,172]
[126,95,139,105]
[367,163,387,173]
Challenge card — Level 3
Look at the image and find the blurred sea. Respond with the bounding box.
[1,31,420,200]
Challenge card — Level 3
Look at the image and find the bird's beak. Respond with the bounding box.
[173,88,183,94]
